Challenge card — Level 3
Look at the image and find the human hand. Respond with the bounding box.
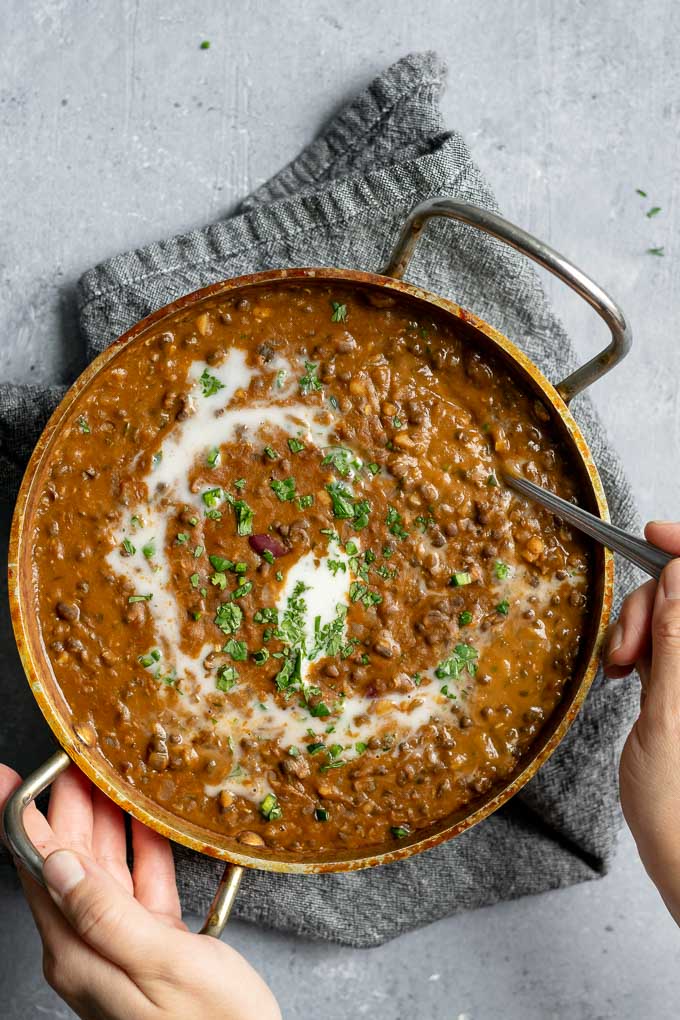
[604,521,680,924]
[0,763,281,1020]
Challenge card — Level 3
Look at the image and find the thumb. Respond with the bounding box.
[43,848,174,976]
[645,558,680,721]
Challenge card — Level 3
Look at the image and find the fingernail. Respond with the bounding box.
[606,622,623,661]
[43,850,85,901]
[650,520,675,526]
[663,559,680,600]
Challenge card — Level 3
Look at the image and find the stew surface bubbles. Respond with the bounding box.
[33,282,591,856]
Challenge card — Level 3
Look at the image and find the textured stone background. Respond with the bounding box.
[1,1,679,1017]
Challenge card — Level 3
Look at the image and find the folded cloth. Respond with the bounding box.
[0,52,639,947]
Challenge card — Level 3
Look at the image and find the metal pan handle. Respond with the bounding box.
[383,198,632,403]
[1,750,242,938]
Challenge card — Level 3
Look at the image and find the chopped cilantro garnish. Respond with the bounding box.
[231,580,253,600]
[391,825,410,839]
[392,415,403,429]
[138,648,161,667]
[264,445,278,460]
[458,610,473,626]
[128,593,152,603]
[314,807,329,822]
[330,301,347,323]
[288,438,305,454]
[262,549,275,565]
[77,416,90,434]
[189,573,200,588]
[200,39,211,49]
[647,206,662,218]
[175,532,188,545]
[296,494,314,509]
[254,607,278,624]
[252,648,269,665]
[209,554,233,572]
[322,447,362,477]
[647,246,665,256]
[435,643,479,681]
[210,571,227,590]
[326,480,354,519]
[486,473,498,487]
[349,581,382,607]
[199,368,225,397]
[202,487,223,509]
[121,538,136,555]
[355,742,368,754]
[214,602,243,634]
[233,499,254,535]
[206,446,220,468]
[271,477,296,502]
[194,545,203,558]
[415,514,434,533]
[288,745,300,757]
[216,665,238,692]
[275,369,287,388]
[309,702,331,718]
[260,793,282,821]
[494,560,510,580]
[224,638,247,660]
[142,539,155,560]
[386,505,408,540]
[234,478,246,490]
[496,600,510,615]
[450,572,472,587]
[299,361,323,395]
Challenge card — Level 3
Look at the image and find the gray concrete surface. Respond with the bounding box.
[1,1,678,1017]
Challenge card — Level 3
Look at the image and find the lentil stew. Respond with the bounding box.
[29,279,594,858]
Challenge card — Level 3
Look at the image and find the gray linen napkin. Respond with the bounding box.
[0,52,639,947]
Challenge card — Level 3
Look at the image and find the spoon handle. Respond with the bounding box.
[503,473,673,580]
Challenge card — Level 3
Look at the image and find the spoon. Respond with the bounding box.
[503,472,673,580]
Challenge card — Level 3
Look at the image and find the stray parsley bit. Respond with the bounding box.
[646,206,662,218]
[199,368,224,397]
[77,416,90,434]
[391,825,411,840]
[449,572,472,587]
[647,246,665,256]
[636,188,647,197]
[271,477,296,502]
[260,793,282,821]
[330,301,347,323]
[300,361,323,395]
[200,39,211,49]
